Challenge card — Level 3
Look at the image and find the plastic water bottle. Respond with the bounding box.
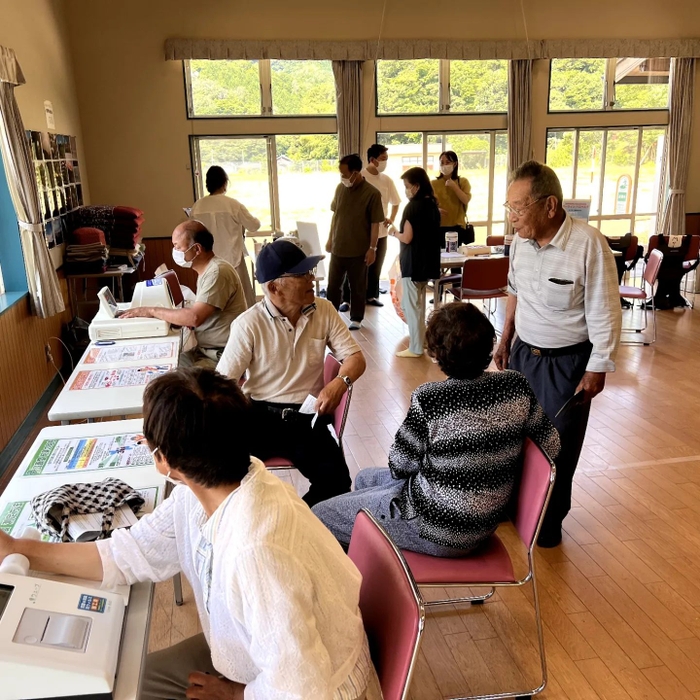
[445,231,459,253]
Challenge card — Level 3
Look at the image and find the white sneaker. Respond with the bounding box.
[349,321,362,331]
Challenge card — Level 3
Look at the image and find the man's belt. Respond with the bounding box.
[520,340,591,358]
[251,400,307,422]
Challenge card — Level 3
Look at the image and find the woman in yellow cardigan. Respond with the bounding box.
[431,150,473,247]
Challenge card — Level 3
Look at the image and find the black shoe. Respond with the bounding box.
[537,528,562,548]
[338,302,350,312]
[366,298,384,307]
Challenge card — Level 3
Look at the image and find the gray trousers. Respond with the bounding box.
[140,632,372,700]
[312,468,471,557]
[509,337,592,536]
[400,278,427,354]
[140,633,217,700]
[178,346,223,370]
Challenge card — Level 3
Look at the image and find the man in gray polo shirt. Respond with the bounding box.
[494,161,621,548]
[326,154,385,330]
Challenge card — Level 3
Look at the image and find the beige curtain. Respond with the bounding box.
[659,58,696,237]
[165,38,700,61]
[505,59,533,236]
[0,46,64,317]
[332,61,362,158]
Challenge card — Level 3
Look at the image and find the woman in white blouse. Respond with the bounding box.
[0,368,373,700]
[190,165,261,307]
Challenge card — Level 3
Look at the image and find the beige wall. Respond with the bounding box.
[0,0,89,267]
[61,0,700,240]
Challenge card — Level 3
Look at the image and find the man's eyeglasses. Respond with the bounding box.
[503,196,548,217]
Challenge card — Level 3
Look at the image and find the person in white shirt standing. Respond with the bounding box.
[340,144,400,310]
[0,368,373,700]
[494,161,621,548]
[217,238,367,507]
[190,165,261,307]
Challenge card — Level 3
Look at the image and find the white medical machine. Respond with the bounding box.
[89,280,173,341]
[0,550,125,699]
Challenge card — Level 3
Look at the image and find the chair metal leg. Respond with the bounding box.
[422,587,496,607]
[174,572,184,606]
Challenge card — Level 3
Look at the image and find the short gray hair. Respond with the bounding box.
[510,160,564,208]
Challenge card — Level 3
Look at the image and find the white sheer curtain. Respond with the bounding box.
[0,46,64,317]
[659,58,696,237]
[332,60,362,157]
[505,59,533,237]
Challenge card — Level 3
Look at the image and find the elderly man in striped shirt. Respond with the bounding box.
[494,161,621,548]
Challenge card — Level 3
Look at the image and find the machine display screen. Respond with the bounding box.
[0,584,14,621]
[98,287,121,318]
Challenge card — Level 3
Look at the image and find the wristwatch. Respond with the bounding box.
[338,374,353,389]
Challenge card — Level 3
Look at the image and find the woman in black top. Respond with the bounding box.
[391,167,441,358]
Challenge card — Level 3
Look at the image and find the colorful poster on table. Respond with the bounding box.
[70,365,171,391]
[23,433,152,476]
[83,341,177,365]
[0,486,160,539]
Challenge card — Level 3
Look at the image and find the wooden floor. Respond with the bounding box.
[5,292,700,699]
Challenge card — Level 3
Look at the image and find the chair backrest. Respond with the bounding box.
[486,235,505,246]
[644,248,664,287]
[512,439,556,549]
[348,510,425,700]
[647,234,659,256]
[461,256,509,292]
[625,235,640,262]
[157,269,185,307]
[324,354,351,440]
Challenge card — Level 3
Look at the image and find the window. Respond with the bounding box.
[376,60,508,115]
[546,126,666,242]
[377,131,507,241]
[186,60,336,118]
[192,134,339,237]
[549,58,670,112]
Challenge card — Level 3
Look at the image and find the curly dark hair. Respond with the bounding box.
[143,368,251,487]
[426,302,496,379]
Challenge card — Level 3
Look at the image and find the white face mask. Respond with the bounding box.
[405,186,415,200]
[152,446,185,486]
[172,243,196,268]
[376,160,388,173]
[340,174,355,188]
[440,163,455,176]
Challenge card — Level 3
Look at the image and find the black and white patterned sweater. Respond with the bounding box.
[389,370,561,551]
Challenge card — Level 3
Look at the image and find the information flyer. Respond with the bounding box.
[84,341,177,365]
[70,364,171,391]
[0,486,161,538]
[23,433,152,476]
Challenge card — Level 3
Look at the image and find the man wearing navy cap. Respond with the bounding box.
[217,239,367,506]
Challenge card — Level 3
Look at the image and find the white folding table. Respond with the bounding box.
[0,419,164,700]
[48,332,181,424]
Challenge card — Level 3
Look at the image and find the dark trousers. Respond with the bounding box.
[509,338,592,536]
[341,237,387,302]
[327,255,367,322]
[249,402,351,507]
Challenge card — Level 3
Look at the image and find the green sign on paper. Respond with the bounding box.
[616,175,631,215]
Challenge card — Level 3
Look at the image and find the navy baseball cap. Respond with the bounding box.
[255,239,325,283]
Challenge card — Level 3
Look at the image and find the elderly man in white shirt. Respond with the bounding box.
[494,160,621,548]
[217,238,367,507]
[190,165,261,307]
[0,368,373,700]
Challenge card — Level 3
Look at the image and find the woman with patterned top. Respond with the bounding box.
[313,303,561,556]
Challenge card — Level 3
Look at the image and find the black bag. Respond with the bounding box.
[461,217,475,246]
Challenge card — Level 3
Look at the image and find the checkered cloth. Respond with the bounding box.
[30,478,145,542]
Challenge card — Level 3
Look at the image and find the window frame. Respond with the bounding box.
[545,124,668,238]
[190,131,340,234]
[374,59,509,117]
[376,128,508,238]
[183,59,337,120]
[547,57,671,114]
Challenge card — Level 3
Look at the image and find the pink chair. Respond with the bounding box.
[348,509,425,700]
[619,248,664,345]
[400,438,556,699]
[264,354,352,470]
